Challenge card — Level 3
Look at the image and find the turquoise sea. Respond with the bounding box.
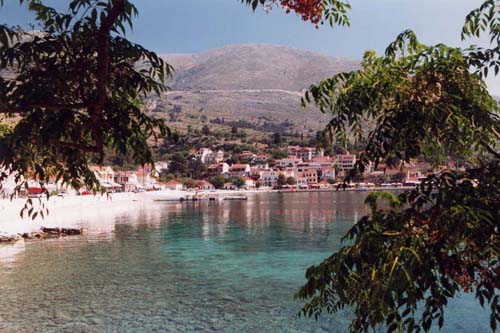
[0,192,491,332]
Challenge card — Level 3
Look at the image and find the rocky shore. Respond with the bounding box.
[0,227,84,243]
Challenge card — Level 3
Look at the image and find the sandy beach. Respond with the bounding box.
[0,189,265,236]
[0,192,146,236]
[0,186,409,237]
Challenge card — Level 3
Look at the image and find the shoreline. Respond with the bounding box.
[0,187,414,238]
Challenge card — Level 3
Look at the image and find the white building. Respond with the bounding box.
[114,171,139,192]
[164,180,185,191]
[275,157,302,169]
[228,164,251,178]
[261,170,295,188]
[334,153,357,170]
[154,161,169,175]
[195,148,213,164]
[287,146,323,161]
[207,150,225,164]
[207,162,229,177]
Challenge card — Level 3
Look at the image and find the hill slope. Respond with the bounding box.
[163,44,359,91]
[153,44,359,135]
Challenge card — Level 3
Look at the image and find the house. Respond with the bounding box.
[296,162,322,172]
[312,156,335,168]
[223,182,238,190]
[253,163,270,170]
[195,148,213,164]
[238,150,256,161]
[334,153,357,170]
[0,169,18,198]
[275,157,302,169]
[295,172,308,189]
[321,167,336,181]
[195,180,215,191]
[136,170,156,189]
[302,169,318,185]
[260,170,295,188]
[206,150,225,164]
[228,164,251,178]
[164,180,185,191]
[207,162,229,177]
[242,177,255,189]
[195,148,224,164]
[89,166,121,191]
[250,167,264,179]
[287,146,323,161]
[154,161,169,175]
[114,171,139,192]
[365,171,387,184]
[261,170,280,188]
[89,166,115,183]
[252,154,271,164]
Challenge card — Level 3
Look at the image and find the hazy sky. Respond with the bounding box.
[1,0,498,92]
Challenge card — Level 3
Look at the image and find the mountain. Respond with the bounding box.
[153,44,360,135]
[163,44,359,91]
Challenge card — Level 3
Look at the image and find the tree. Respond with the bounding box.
[188,158,207,179]
[286,176,296,185]
[168,152,188,176]
[0,0,351,214]
[182,178,196,189]
[243,0,351,28]
[296,3,500,332]
[277,173,287,188]
[272,132,283,145]
[209,175,225,189]
[233,177,245,188]
[201,125,211,136]
[271,148,288,159]
[0,0,172,215]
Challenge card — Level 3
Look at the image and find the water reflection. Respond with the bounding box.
[0,192,371,332]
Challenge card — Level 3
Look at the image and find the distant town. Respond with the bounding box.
[2,143,453,198]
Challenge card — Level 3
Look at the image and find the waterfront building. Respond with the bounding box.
[261,169,296,188]
[321,168,336,181]
[334,153,357,170]
[242,177,255,189]
[223,182,238,190]
[163,180,185,191]
[195,180,215,191]
[136,170,156,189]
[114,171,139,192]
[295,172,308,189]
[228,164,251,178]
[302,169,318,185]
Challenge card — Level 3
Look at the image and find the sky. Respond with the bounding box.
[1,0,499,92]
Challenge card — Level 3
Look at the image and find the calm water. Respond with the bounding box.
[0,192,490,332]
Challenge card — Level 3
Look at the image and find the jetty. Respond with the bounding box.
[181,193,248,201]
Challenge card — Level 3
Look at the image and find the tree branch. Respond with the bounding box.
[92,0,126,160]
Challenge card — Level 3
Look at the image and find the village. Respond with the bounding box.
[0,145,444,199]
